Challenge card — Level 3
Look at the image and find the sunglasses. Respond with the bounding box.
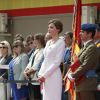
[13,45,19,48]
[1,43,5,45]
[28,42,33,45]
[0,46,7,49]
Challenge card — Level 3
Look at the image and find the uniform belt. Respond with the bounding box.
[86,70,97,78]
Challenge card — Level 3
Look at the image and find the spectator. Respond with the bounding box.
[9,40,29,100]
[62,32,73,100]
[24,33,45,100]
[44,32,52,43]
[25,34,36,59]
[14,34,24,42]
[94,24,100,100]
[0,40,12,100]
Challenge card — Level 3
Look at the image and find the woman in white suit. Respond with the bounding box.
[38,19,65,100]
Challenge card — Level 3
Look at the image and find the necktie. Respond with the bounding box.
[31,51,38,67]
[64,49,70,63]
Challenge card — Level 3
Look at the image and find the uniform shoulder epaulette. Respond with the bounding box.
[96,43,100,47]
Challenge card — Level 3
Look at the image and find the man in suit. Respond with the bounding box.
[94,24,100,100]
[62,32,73,100]
[68,24,99,100]
[95,24,100,74]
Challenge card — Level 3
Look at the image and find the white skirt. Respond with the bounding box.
[42,69,62,100]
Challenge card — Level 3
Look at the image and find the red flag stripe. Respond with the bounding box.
[65,0,82,100]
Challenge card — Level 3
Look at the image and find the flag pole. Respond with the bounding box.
[64,0,82,100]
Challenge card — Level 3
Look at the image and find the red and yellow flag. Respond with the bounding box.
[71,0,81,62]
[64,0,82,100]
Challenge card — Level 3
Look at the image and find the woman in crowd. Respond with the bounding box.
[14,34,24,42]
[0,40,12,100]
[38,19,65,100]
[24,33,45,100]
[44,32,52,43]
[25,34,36,58]
[9,40,29,100]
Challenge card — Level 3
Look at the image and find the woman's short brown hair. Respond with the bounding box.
[48,19,63,34]
[34,33,45,47]
[12,40,25,53]
[25,34,34,43]
[14,34,24,42]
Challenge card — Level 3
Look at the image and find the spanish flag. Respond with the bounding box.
[64,0,82,100]
[71,0,81,62]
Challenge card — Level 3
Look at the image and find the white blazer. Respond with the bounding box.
[26,48,44,85]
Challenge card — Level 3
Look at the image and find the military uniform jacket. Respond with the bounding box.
[72,40,99,91]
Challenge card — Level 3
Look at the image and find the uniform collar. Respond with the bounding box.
[84,39,93,47]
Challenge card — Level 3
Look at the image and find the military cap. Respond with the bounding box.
[81,23,97,31]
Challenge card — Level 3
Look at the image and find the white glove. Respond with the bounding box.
[97,84,100,91]
[67,73,75,82]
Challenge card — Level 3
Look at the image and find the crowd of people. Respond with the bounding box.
[0,19,100,100]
